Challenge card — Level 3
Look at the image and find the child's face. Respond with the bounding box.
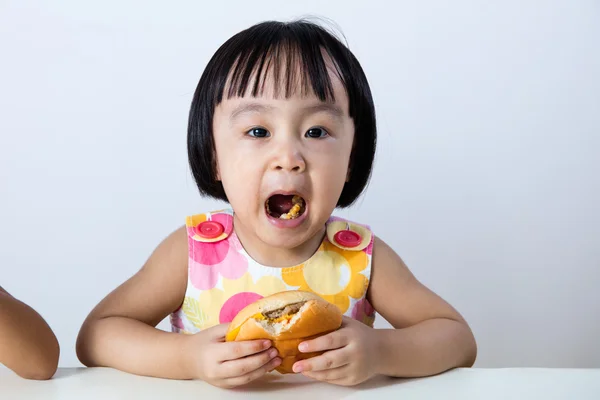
[212,66,355,250]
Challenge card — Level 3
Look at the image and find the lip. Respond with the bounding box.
[264,190,309,229]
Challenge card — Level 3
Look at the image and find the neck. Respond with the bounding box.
[232,214,325,268]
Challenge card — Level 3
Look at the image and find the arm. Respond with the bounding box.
[77,226,280,386]
[0,286,60,380]
[75,226,194,379]
[292,235,476,385]
[368,236,477,377]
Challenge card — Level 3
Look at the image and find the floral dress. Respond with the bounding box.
[170,209,376,333]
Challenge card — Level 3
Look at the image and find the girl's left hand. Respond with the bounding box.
[292,316,381,386]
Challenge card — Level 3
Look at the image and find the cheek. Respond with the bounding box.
[310,149,351,199]
[214,135,251,180]
[220,158,253,188]
[321,140,352,174]
[318,166,349,192]
[218,151,261,205]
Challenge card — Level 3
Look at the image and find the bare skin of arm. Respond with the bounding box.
[0,286,60,380]
[76,226,195,378]
[368,236,477,377]
[76,226,278,386]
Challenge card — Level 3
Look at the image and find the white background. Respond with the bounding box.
[1,1,598,369]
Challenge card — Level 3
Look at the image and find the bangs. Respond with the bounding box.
[211,21,349,105]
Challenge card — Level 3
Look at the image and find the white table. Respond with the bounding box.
[1,367,599,399]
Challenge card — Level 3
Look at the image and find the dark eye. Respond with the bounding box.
[305,127,328,138]
[247,127,270,138]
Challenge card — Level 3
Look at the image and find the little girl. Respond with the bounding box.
[0,286,60,380]
[76,19,477,388]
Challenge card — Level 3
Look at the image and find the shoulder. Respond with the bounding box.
[368,234,472,330]
[82,223,191,322]
[370,235,415,287]
[141,210,236,276]
[372,236,409,270]
[141,224,189,277]
[184,208,234,243]
[325,215,373,252]
[147,208,235,264]
[366,234,415,304]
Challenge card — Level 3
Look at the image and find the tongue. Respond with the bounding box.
[269,195,294,215]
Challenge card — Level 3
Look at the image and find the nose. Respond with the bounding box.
[271,137,306,173]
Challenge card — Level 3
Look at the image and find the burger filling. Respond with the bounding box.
[266,195,305,220]
[263,302,304,320]
[255,301,308,333]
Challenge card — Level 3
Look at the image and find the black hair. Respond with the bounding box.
[187,19,376,207]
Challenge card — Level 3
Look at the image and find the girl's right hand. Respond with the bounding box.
[184,323,282,388]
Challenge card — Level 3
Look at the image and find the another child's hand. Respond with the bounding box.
[185,323,281,388]
[292,316,380,386]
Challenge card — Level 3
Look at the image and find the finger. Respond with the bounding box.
[301,365,349,382]
[222,356,282,387]
[293,348,348,373]
[298,330,349,353]
[220,347,279,378]
[218,339,272,361]
[204,323,231,341]
[340,316,364,331]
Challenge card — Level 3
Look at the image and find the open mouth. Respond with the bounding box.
[265,194,306,220]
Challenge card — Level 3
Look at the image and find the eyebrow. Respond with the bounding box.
[303,103,345,120]
[229,102,345,124]
[229,103,275,122]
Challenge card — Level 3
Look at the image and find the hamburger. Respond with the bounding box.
[225,291,343,374]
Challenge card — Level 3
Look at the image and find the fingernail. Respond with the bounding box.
[273,358,281,366]
[293,364,303,373]
[269,349,278,358]
[263,340,271,348]
[298,343,307,352]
